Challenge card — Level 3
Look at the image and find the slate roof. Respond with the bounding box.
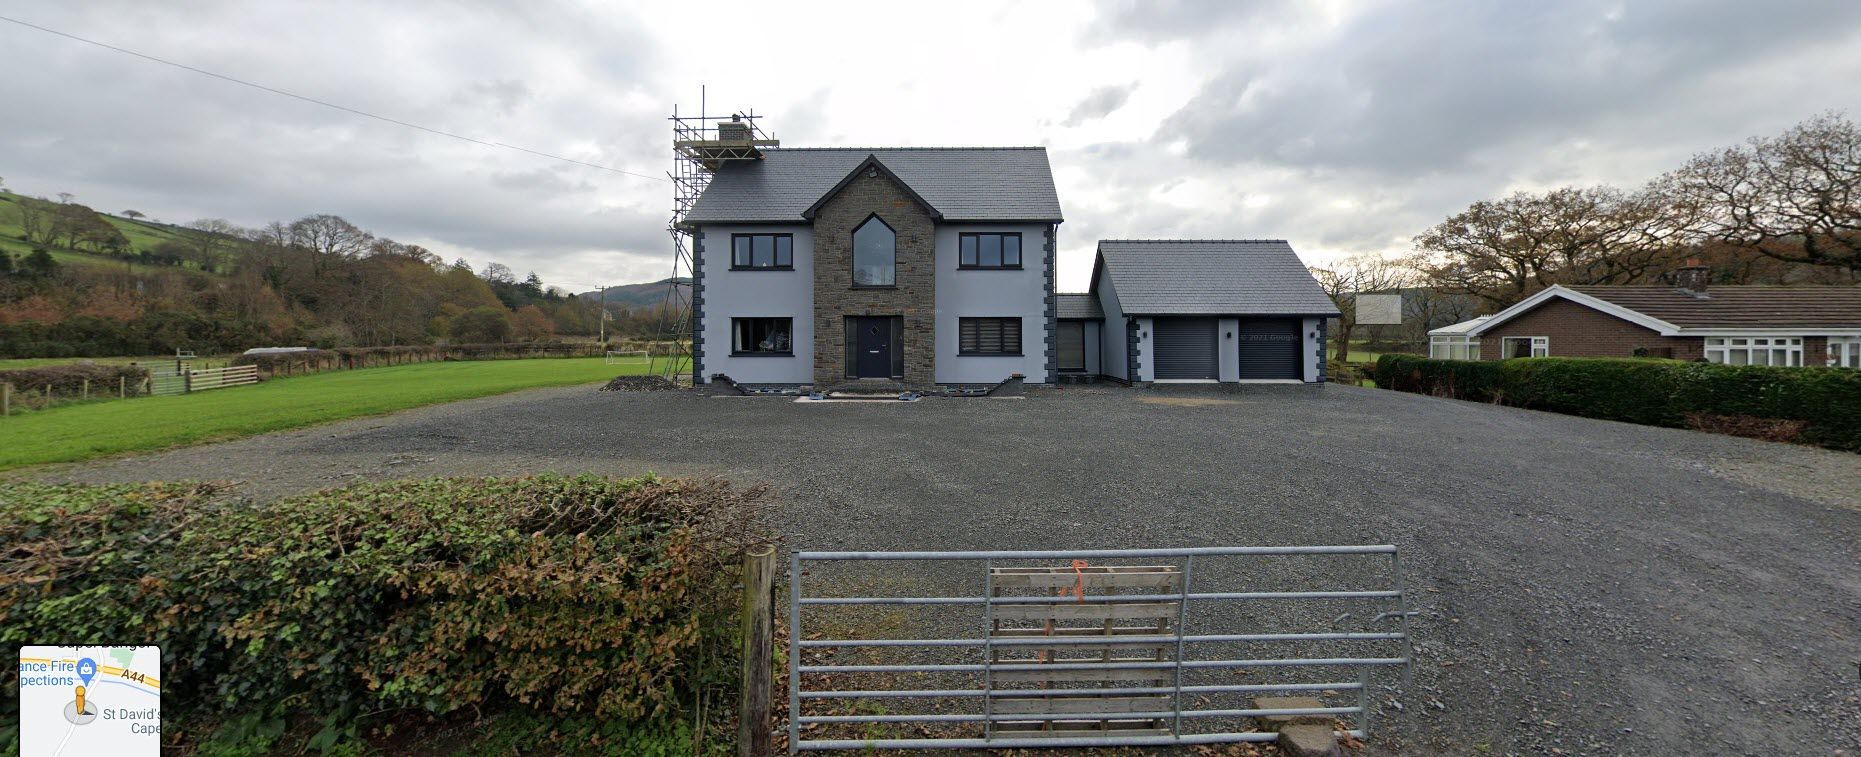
[1055,293,1103,319]
[1094,240,1340,317]
[683,147,1063,224]
[1565,285,1861,329]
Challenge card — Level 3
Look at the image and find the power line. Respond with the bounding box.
[0,13,666,182]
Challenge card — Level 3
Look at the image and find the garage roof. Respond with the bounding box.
[1094,240,1340,317]
[1056,293,1103,319]
[684,147,1064,224]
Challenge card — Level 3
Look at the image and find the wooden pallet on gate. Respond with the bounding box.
[986,564,1182,737]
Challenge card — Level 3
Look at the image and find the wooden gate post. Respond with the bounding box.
[183,370,193,394]
[2,383,10,416]
[739,545,776,757]
[118,376,126,398]
[82,379,90,400]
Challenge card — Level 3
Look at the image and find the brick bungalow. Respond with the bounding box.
[1430,266,1861,368]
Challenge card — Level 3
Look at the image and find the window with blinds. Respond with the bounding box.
[958,317,1021,356]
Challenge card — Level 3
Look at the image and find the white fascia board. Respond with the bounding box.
[1466,286,1682,336]
[1678,328,1861,337]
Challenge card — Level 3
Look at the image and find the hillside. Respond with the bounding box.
[576,278,689,310]
[0,190,240,273]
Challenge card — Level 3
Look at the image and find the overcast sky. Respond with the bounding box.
[5,0,1861,291]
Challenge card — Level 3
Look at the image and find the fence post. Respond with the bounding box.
[2,383,9,416]
[82,379,90,400]
[183,370,193,394]
[739,545,776,757]
[43,386,53,410]
[119,376,126,398]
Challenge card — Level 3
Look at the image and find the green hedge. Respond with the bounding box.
[1373,354,1861,451]
[0,474,768,748]
[0,362,150,396]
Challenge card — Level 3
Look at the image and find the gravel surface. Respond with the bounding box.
[44,382,1861,755]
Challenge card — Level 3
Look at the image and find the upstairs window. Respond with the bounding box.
[731,234,793,270]
[959,232,1022,269]
[959,317,1022,356]
[852,215,895,287]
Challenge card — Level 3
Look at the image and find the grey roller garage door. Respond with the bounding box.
[1237,318,1302,379]
[1153,317,1218,379]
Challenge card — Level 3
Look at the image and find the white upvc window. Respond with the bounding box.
[1703,336,1802,367]
[1829,337,1861,369]
[1429,335,1481,361]
[1500,336,1548,358]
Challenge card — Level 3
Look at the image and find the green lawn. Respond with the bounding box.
[1326,346,1387,363]
[0,357,677,471]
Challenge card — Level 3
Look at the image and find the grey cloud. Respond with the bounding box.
[1157,1,1861,177]
[0,0,669,286]
[1083,0,1306,46]
[1061,83,1139,127]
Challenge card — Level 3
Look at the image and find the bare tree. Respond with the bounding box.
[1310,254,1416,363]
[287,214,372,279]
[56,192,74,204]
[1659,112,1861,272]
[1413,186,1684,308]
[15,196,49,244]
[183,218,241,272]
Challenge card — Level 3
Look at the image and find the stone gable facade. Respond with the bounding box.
[810,171,938,386]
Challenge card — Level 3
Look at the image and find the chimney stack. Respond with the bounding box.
[716,114,752,144]
[1672,259,1710,295]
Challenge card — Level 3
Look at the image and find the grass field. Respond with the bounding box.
[1326,345,1389,363]
[0,357,677,471]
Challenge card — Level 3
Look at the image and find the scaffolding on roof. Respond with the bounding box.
[659,88,777,383]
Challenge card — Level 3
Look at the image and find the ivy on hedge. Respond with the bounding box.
[0,474,768,745]
[1372,354,1861,451]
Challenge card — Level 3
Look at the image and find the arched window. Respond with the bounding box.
[852,215,895,287]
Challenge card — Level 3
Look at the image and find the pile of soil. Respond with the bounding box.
[599,375,679,392]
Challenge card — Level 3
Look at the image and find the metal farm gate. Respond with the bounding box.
[788,546,1413,752]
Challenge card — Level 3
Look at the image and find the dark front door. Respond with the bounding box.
[1237,318,1301,379]
[851,316,897,378]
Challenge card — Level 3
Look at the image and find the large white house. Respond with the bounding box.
[680,143,1338,388]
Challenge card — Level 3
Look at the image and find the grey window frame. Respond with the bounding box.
[958,232,1023,270]
[958,317,1023,356]
[850,214,897,289]
[730,233,794,271]
[730,317,794,356]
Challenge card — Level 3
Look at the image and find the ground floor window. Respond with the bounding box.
[959,317,1022,356]
[1429,335,1480,361]
[731,317,792,355]
[1828,337,1861,368]
[1500,336,1548,358]
[1704,336,1801,366]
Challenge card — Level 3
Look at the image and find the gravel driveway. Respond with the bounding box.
[46,382,1861,755]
